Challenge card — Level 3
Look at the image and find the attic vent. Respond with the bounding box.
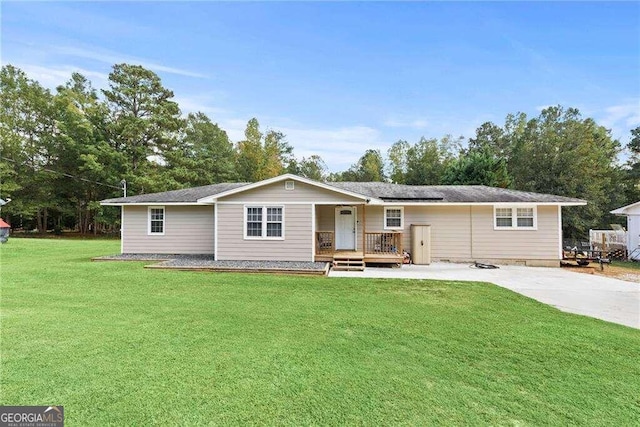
[285,181,295,190]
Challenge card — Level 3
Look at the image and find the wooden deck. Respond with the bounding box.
[315,250,403,266]
[315,230,404,266]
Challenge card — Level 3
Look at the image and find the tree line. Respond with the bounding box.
[1,63,638,239]
[333,111,639,239]
[0,64,326,234]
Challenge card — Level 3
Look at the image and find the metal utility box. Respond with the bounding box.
[410,224,431,265]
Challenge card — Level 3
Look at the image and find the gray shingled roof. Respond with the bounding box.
[327,182,585,203]
[101,182,247,204]
[101,179,585,204]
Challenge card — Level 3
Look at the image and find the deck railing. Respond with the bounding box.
[315,231,334,254]
[315,230,403,256]
[365,232,402,255]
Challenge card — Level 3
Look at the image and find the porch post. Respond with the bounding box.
[311,203,316,262]
[362,203,366,254]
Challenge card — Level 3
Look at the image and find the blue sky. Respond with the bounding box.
[2,1,639,171]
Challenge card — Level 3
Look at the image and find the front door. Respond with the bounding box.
[335,207,356,250]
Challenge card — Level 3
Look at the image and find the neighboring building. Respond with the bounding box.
[0,218,10,243]
[101,174,586,267]
[611,202,640,258]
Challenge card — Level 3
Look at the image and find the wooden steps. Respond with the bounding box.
[332,253,365,271]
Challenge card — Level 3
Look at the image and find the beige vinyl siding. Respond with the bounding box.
[358,204,559,262]
[362,206,472,259]
[406,206,473,259]
[122,205,214,254]
[217,204,313,261]
[219,181,364,204]
[316,205,335,232]
[471,205,559,260]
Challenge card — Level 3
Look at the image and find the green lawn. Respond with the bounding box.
[1,239,639,425]
[612,259,640,270]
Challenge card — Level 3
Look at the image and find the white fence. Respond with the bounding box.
[589,229,627,250]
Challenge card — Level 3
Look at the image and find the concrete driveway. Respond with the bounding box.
[329,263,640,329]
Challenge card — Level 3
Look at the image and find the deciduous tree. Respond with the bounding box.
[290,155,328,181]
[442,151,511,187]
[0,65,57,232]
[165,112,236,186]
[404,136,461,185]
[333,149,386,182]
[236,118,295,181]
[387,140,410,184]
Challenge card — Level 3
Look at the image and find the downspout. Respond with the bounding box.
[558,206,563,260]
[470,205,474,259]
[311,203,316,262]
[120,206,124,254]
[214,203,218,261]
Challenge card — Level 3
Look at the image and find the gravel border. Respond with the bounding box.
[93,253,212,261]
[92,253,329,275]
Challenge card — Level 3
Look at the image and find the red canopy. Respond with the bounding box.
[0,218,9,228]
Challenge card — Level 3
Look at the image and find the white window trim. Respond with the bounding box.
[285,180,295,190]
[493,205,537,230]
[384,206,404,230]
[147,206,165,236]
[244,205,285,240]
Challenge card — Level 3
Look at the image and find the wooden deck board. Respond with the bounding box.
[315,251,403,265]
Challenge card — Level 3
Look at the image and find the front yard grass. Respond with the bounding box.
[612,259,640,270]
[1,239,639,425]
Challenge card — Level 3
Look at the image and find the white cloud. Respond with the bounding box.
[597,100,640,141]
[276,125,387,171]
[601,102,640,128]
[9,63,108,90]
[51,45,209,79]
[382,118,429,130]
[173,95,229,117]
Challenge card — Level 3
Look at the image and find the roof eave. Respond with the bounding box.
[610,201,640,215]
[372,201,586,206]
[100,201,211,206]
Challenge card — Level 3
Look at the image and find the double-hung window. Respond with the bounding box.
[494,206,536,230]
[246,207,263,237]
[384,207,404,230]
[148,206,165,235]
[245,206,284,239]
[495,208,513,228]
[516,207,534,227]
[266,207,283,237]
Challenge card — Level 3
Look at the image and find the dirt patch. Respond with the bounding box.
[569,263,640,283]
